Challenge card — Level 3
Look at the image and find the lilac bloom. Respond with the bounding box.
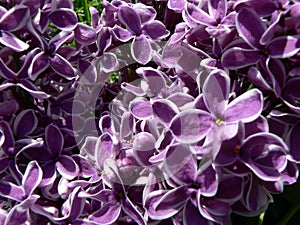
[184,0,236,38]
[170,70,263,157]
[0,49,49,99]
[28,31,76,80]
[222,7,300,69]
[0,161,42,225]
[23,124,79,187]
[88,159,146,225]
[0,5,30,52]
[116,5,169,64]
[146,143,231,225]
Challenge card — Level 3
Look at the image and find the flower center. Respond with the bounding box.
[215,118,224,126]
[234,145,241,154]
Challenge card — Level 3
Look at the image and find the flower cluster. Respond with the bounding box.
[0,0,300,224]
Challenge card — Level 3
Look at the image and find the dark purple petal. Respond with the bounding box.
[267,35,300,58]
[0,58,16,80]
[46,124,63,156]
[221,47,261,69]
[28,51,49,80]
[168,0,185,12]
[13,109,37,137]
[0,181,24,201]
[216,175,244,202]
[0,5,30,31]
[131,35,152,65]
[49,31,74,52]
[0,31,29,52]
[118,5,141,35]
[225,89,263,123]
[143,21,169,40]
[130,99,153,119]
[49,8,78,30]
[196,161,218,197]
[164,144,196,185]
[18,80,50,99]
[40,162,57,187]
[287,123,300,162]
[74,23,97,45]
[122,198,146,225]
[152,99,178,124]
[0,121,14,153]
[170,109,212,144]
[236,7,266,49]
[68,187,85,221]
[56,155,79,180]
[22,161,42,197]
[49,53,76,79]
[183,200,210,225]
[89,203,121,224]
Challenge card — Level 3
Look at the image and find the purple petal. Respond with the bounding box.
[49,53,76,79]
[74,23,97,45]
[133,132,156,166]
[0,31,29,52]
[236,7,266,49]
[143,20,169,40]
[203,70,230,117]
[267,35,300,58]
[221,47,261,69]
[122,199,146,225]
[225,89,263,123]
[167,93,194,109]
[0,181,24,201]
[112,25,134,42]
[99,52,119,73]
[120,112,134,139]
[103,159,125,193]
[196,161,218,197]
[13,109,38,137]
[40,162,57,187]
[46,124,63,156]
[118,5,141,35]
[208,0,227,20]
[130,99,153,119]
[164,144,197,185]
[216,175,244,202]
[185,2,215,26]
[4,204,28,225]
[22,161,42,197]
[48,8,78,30]
[18,80,50,99]
[68,187,85,221]
[0,5,30,31]
[152,99,178,124]
[287,123,300,162]
[56,155,79,180]
[0,58,16,80]
[170,109,212,144]
[95,133,113,170]
[131,35,152,65]
[0,121,15,154]
[184,200,210,225]
[89,203,121,224]
[28,51,49,80]
[168,0,185,12]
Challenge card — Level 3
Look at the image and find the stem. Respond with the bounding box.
[277,204,300,225]
[258,212,265,225]
[82,0,91,24]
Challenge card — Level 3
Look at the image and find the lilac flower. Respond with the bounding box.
[0,49,49,99]
[221,7,300,69]
[0,5,30,52]
[88,159,146,225]
[23,124,79,187]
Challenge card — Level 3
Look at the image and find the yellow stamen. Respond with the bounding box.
[215,118,224,126]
